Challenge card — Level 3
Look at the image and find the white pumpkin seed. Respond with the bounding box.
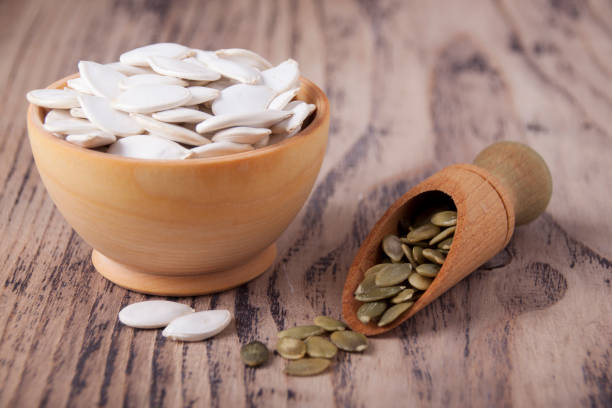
[162,309,232,341]
[267,87,299,110]
[107,135,193,160]
[194,50,261,84]
[131,113,211,146]
[66,77,93,94]
[211,127,271,144]
[118,300,194,329]
[152,107,212,123]
[70,107,87,118]
[78,60,126,99]
[190,141,254,158]
[195,110,291,134]
[105,62,153,76]
[271,101,315,135]
[253,134,270,148]
[42,118,99,134]
[185,86,220,105]
[111,84,191,114]
[119,74,189,89]
[147,55,221,81]
[66,131,116,148]
[120,42,192,66]
[44,109,72,123]
[215,48,272,70]
[78,94,143,136]
[261,59,300,94]
[211,84,275,116]
[27,89,79,109]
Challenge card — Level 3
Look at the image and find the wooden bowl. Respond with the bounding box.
[26,75,329,296]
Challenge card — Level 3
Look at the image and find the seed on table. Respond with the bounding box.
[413,246,426,264]
[284,358,330,376]
[276,337,307,360]
[381,235,404,262]
[241,341,269,367]
[430,210,457,227]
[354,273,377,295]
[162,310,232,342]
[405,224,441,244]
[354,285,405,302]
[377,301,414,327]
[118,300,194,329]
[330,331,368,352]
[356,301,387,324]
[409,272,433,290]
[364,263,390,277]
[313,316,346,332]
[375,263,412,287]
[391,288,417,304]
[401,244,418,269]
[305,336,338,359]
[277,325,325,339]
[422,248,446,265]
[415,263,440,278]
[438,237,453,250]
[429,226,456,246]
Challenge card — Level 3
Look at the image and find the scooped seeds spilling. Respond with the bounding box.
[26,43,316,160]
[353,205,457,327]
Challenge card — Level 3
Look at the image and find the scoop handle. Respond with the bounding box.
[472,141,552,226]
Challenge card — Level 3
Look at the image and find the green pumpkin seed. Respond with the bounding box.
[354,285,405,302]
[284,358,330,376]
[430,210,457,227]
[278,325,324,339]
[313,316,346,332]
[330,331,368,352]
[422,248,446,265]
[354,273,377,295]
[382,235,403,262]
[405,224,440,244]
[356,301,387,324]
[429,226,456,246]
[375,263,411,287]
[377,301,414,327]
[409,272,433,290]
[364,263,390,276]
[412,246,426,264]
[391,288,417,304]
[401,244,418,269]
[276,337,307,359]
[415,263,440,278]
[437,237,453,250]
[240,341,269,367]
[305,336,338,359]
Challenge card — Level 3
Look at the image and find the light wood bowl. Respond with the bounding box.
[26,75,329,296]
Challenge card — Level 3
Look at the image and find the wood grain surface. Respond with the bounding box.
[1,0,611,406]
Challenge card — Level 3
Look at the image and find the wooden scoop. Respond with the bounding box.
[342,141,552,335]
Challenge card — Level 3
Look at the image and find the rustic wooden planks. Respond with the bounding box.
[0,0,611,406]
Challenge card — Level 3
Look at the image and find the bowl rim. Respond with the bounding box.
[27,74,329,166]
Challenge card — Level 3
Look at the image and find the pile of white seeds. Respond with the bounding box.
[27,43,316,160]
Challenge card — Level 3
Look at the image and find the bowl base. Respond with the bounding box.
[91,244,277,296]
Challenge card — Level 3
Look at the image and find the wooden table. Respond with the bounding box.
[2,0,611,406]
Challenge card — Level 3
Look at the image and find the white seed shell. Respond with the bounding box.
[271,101,315,135]
[261,59,300,94]
[105,62,153,76]
[147,55,221,81]
[131,113,211,146]
[69,107,87,118]
[78,61,126,99]
[152,107,212,123]
[253,134,270,148]
[195,110,291,134]
[111,84,191,114]
[211,84,275,116]
[118,300,195,328]
[66,77,93,94]
[65,131,117,148]
[268,87,299,110]
[120,42,192,66]
[42,118,99,134]
[44,109,72,123]
[119,74,189,89]
[162,310,232,341]
[215,48,272,70]
[211,127,271,144]
[190,141,254,158]
[185,86,219,105]
[194,50,261,84]
[78,94,144,136]
[26,89,79,109]
[107,135,193,160]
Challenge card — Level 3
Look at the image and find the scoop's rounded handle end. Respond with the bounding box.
[473,141,552,226]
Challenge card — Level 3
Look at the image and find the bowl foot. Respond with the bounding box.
[91,245,277,296]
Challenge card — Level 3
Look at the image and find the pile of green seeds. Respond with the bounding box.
[240,316,368,376]
[354,207,457,327]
